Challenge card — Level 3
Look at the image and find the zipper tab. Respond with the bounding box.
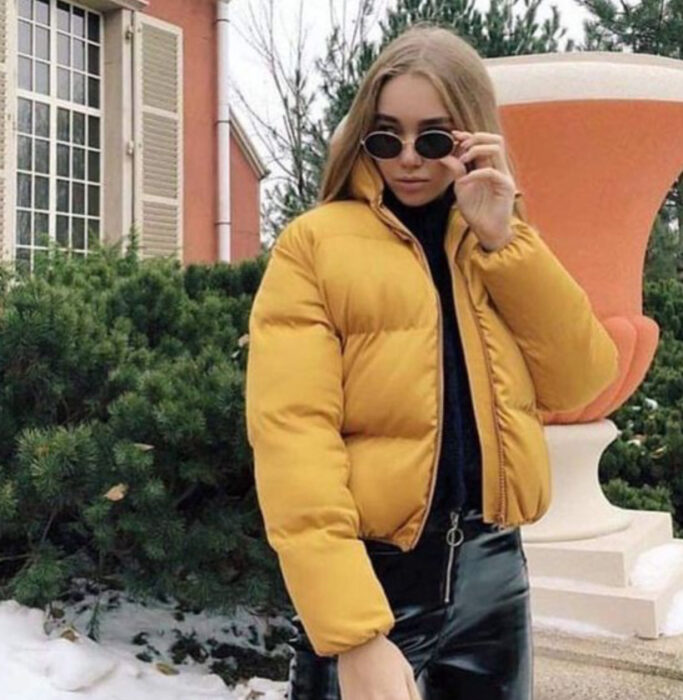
[443,509,464,604]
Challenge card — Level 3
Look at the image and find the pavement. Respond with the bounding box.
[532,625,683,699]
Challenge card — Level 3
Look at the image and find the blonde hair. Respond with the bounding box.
[318,22,527,222]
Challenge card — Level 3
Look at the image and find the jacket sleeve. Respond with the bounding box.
[469,217,619,413]
[245,219,395,657]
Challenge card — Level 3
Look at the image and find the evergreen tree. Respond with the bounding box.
[0,244,288,622]
[276,0,579,234]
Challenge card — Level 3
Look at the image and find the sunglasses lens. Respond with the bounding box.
[364,132,402,159]
[416,132,454,159]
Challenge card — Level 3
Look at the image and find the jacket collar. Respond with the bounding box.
[348,151,472,263]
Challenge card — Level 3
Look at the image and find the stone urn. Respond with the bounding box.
[484,51,683,637]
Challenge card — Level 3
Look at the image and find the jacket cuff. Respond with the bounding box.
[280,537,396,657]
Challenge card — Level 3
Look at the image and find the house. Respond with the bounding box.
[0,0,267,272]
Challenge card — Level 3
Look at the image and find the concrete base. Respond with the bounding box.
[523,419,631,542]
[523,509,683,638]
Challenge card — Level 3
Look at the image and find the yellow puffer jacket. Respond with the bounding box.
[245,152,619,657]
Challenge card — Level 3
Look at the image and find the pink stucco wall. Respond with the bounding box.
[144,0,262,264]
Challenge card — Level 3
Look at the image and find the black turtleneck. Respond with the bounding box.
[382,183,483,524]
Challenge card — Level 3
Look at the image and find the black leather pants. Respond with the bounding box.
[286,507,533,699]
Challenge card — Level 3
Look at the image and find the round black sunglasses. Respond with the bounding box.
[360,129,456,160]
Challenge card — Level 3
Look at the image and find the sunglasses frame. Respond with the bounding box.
[360,128,457,160]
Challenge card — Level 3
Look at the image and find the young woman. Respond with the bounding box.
[245,23,619,700]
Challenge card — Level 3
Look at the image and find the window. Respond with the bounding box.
[15,0,102,272]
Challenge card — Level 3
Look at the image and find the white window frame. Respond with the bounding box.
[6,0,149,267]
[13,0,105,268]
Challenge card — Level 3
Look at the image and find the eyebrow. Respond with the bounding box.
[374,113,454,126]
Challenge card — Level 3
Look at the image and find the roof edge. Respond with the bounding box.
[229,107,269,180]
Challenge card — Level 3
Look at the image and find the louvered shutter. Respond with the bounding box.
[136,15,183,260]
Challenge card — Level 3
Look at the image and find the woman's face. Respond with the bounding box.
[371,73,457,206]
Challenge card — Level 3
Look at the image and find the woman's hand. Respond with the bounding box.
[439,130,518,252]
[337,632,423,699]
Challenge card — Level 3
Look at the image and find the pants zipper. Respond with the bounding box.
[444,509,464,604]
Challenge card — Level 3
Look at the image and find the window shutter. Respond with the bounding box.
[136,15,183,260]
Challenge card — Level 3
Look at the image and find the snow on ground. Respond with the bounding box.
[4,539,683,698]
[0,577,291,699]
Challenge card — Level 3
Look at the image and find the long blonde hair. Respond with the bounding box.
[318,22,527,222]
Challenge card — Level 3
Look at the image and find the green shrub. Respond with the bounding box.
[0,242,287,619]
[601,277,683,535]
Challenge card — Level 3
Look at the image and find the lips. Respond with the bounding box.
[396,179,428,190]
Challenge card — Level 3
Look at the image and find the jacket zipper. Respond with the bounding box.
[370,197,510,546]
[456,260,508,527]
[371,197,447,550]
[444,509,464,603]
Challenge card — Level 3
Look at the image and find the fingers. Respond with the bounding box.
[438,153,469,180]
[457,166,516,192]
[452,130,509,173]
[405,671,424,700]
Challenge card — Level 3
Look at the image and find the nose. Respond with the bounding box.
[399,139,422,168]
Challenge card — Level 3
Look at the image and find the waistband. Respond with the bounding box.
[423,506,517,538]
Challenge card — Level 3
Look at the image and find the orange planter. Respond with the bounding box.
[485,52,683,424]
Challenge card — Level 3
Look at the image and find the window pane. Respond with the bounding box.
[19,0,32,21]
[88,116,100,148]
[35,0,49,26]
[35,213,49,247]
[57,144,70,176]
[35,61,49,95]
[73,112,85,144]
[34,139,49,173]
[58,33,69,65]
[56,215,69,246]
[57,179,69,211]
[16,248,31,275]
[72,147,85,179]
[19,57,32,90]
[35,101,49,136]
[57,2,69,31]
[87,185,99,216]
[73,7,85,37]
[72,217,85,248]
[87,44,99,76]
[18,136,32,171]
[35,176,49,210]
[88,12,100,43]
[57,108,70,141]
[72,182,84,213]
[18,173,32,207]
[18,21,32,55]
[88,77,99,108]
[18,99,33,134]
[73,73,85,104]
[17,210,32,245]
[73,39,85,70]
[34,251,49,275]
[35,26,49,60]
[87,150,99,182]
[87,219,99,248]
[58,68,70,99]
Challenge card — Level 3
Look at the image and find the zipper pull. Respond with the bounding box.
[443,509,464,604]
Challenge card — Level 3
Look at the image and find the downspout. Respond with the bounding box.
[128,9,139,256]
[216,0,232,262]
